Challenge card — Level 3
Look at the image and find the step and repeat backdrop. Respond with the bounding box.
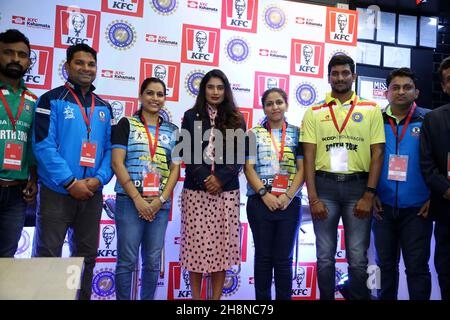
[1,0,439,300]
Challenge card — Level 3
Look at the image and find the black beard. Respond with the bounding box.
[332,86,352,94]
[0,63,26,80]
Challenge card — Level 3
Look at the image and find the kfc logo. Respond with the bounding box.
[181,24,220,66]
[101,0,144,17]
[326,8,358,46]
[99,95,138,122]
[54,6,101,50]
[96,221,117,263]
[290,39,324,78]
[221,0,258,33]
[140,59,180,101]
[23,45,53,90]
[167,262,207,299]
[292,263,317,300]
[12,16,26,25]
[336,225,346,262]
[253,71,290,109]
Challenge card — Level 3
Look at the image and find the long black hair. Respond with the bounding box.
[134,77,166,116]
[192,69,243,132]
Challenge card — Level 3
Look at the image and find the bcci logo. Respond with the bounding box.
[105,20,136,50]
[291,39,324,78]
[58,60,69,83]
[140,59,180,101]
[221,0,258,33]
[15,230,31,255]
[328,49,350,64]
[92,268,116,300]
[159,106,173,123]
[263,5,286,31]
[150,0,178,15]
[295,83,317,107]
[181,24,220,66]
[326,8,358,46]
[23,46,53,90]
[222,268,241,297]
[351,112,363,123]
[225,37,250,64]
[54,6,101,50]
[185,70,205,97]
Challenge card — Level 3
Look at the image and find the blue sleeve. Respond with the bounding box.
[33,94,74,186]
[94,110,114,186]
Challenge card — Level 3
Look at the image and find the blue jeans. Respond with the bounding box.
[247,195,301,300]
[114,194,170,300]
[0,185,27,257]
[435,221,450,300]
[372,204,433,300]
[314,175,371,300]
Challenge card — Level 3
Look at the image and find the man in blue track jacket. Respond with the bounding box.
[373,68,432,300]
[32,44,113,300]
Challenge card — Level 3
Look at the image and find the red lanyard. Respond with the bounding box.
[267,121,287,162]
[0,89,26,132]
[65,84,95,135]
[388,103,416,144]
[328,96,358,134]
[140,115,160,162]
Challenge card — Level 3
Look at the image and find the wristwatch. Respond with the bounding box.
[366,186,377,195]
[257,187,267,197]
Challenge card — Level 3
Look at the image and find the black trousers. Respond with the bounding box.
[32,185,102,300]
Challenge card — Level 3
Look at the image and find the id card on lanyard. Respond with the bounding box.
[327,97,357,172]
[387,103,416,182]
[64,84,98,168]
[267,122,289,195]
[0,90,26,171]
[141,116,161,197]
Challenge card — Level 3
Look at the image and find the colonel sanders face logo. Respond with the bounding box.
[303,45,313,65]
[102,225,115,249]
[72,14,86,37]
[235,0,246,19]
[337,14,348,33]
[266,77,278,89]
[154,65,167,81]
[29,50,37,72]
[195,31,208,52]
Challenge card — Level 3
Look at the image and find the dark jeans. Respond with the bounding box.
[32,185,103,300]
[372,204,433,300]
[0,184,27,257]
[314,175,371,300]
[435,221,450,300]
[247,195,301,300]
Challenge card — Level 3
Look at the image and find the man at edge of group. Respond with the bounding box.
[0,29,37,257]
[420,56,450,301]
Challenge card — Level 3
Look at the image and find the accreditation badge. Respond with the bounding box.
[271,173,289,196]
[388,154,408,182]
[330,146,348,172]
[142,163,160,197]
[80,140,97,168]
[3,141,23,171]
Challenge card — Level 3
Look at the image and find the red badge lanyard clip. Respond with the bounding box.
[267,121,287,162]
[388,102,417,146]
[65,83,95,139]
[0,89,26,131]
[140,115,160,162]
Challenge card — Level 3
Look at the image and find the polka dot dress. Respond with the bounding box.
[180,189,241,273]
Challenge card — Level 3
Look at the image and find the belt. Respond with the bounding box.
[0,179,28,187]
[316,170,368,182]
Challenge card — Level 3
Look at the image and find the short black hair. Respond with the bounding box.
[438,56,450,84]
[328,54,355,75]
[66,43,97,63]
[0,29,31,55]
[386,67,418,88]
